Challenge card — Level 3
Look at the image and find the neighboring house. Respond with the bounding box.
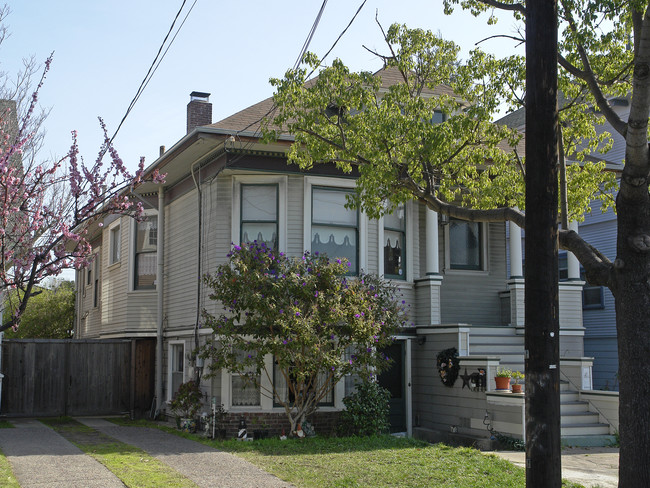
[75,71,617,445]
[498,97,627,392]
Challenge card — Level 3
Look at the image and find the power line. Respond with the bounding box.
[236,0,367,138]
[293,0,328,70]
[108,0,198,149]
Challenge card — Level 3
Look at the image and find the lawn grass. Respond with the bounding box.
[40,417,197,488]
[0,448,19,488]
[108,418,584,488]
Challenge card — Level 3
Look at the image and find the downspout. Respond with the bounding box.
[155,184,165,414]
[190,160,202,383]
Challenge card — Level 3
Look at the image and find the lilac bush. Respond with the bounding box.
[201,242,407,434]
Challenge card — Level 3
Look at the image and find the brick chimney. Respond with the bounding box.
[186,91,212,133]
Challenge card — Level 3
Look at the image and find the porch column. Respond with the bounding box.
[416,208,443,325]
[508,218,525,327]
[509,219,523,278]
[567,220,580,280]
[425,208,440,275]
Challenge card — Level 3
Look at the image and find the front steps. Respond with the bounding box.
[468,326,616,447]
[560,381,616,447]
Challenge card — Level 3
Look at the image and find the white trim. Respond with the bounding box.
[231,174,288,253]
[108,218,122,266]
[303,176,367,272]
[444,220,489,273]
[167,340,185,402]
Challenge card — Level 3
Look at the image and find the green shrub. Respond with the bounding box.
[338,381,391,436]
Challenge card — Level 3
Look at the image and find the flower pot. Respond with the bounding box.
[494,376,511,390]
[512,383,523,393]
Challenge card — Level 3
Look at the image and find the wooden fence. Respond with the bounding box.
[0,338,155,417]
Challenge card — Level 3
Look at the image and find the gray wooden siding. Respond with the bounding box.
[412,333,491,437]
[164,190,200,329]
[440,222,508,326]
[585,336,619,391]
[579,214,617,337]
[100,216,129,334]
[287,175,304,257]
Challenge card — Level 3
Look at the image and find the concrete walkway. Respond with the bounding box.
[0,418,125,488]
[77,418,292,488]
[490,447,619,488]
[0,418,618,488]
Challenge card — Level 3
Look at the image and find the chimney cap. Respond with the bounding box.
[190,91,210,102]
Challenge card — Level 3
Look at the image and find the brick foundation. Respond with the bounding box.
[222,410,341,438]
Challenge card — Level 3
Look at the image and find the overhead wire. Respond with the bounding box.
[233,0,367,149]
[108,0,198,149]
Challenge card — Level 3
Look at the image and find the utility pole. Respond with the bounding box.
[524,0,561,486]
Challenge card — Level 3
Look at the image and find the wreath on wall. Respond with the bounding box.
[437,347,460,387]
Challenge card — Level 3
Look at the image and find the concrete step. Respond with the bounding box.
[560,391,580,403]
[561,423,611,436]
[561,435,618,447]
[469,343,525,354]
[560,401,592,414]
[561,411,601,425]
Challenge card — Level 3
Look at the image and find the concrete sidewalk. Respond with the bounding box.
[490,447,619,488]
[77,417,292,488]
[0,418,124,488]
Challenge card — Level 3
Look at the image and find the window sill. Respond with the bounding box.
[444,268,489,276]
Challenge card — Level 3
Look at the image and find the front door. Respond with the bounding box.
[378,341,406,433]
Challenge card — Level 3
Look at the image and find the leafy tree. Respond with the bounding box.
[2,279,74,339]
[264,6,648,483]
[200,242,406,434]
[0,9,164,333]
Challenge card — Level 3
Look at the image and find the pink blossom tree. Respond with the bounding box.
[0,55,163,333]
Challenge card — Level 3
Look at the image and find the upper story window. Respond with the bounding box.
[311,187,358,274]
[109,224,121,265]
[431,110,446,124]
[134,215,157,290]
[93,255,100,308]
[384,204,405,279]
[449,219,483,270]
[240,184,278,249]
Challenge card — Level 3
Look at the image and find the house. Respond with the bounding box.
[75,72,618,445]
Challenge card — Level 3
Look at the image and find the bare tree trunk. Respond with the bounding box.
[524,1,562,486]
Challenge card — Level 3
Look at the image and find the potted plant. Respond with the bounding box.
[494,368,513,391]
[511,370,525,393]
[169,380,203,432]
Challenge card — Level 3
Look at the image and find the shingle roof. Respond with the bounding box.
[209,66,458,134]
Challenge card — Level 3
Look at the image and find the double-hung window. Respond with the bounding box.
[273,360,333,407]
[109,224,121,265]
[240,184,278,249]
[384,204,406,279]
[449,219,483,270]
[93,256,100,308]
[134,216,157,289]
[169,342,184,400]
[231,349,261,406]
[311,187,358,274]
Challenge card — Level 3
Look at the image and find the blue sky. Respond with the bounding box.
[3,0,521,173]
